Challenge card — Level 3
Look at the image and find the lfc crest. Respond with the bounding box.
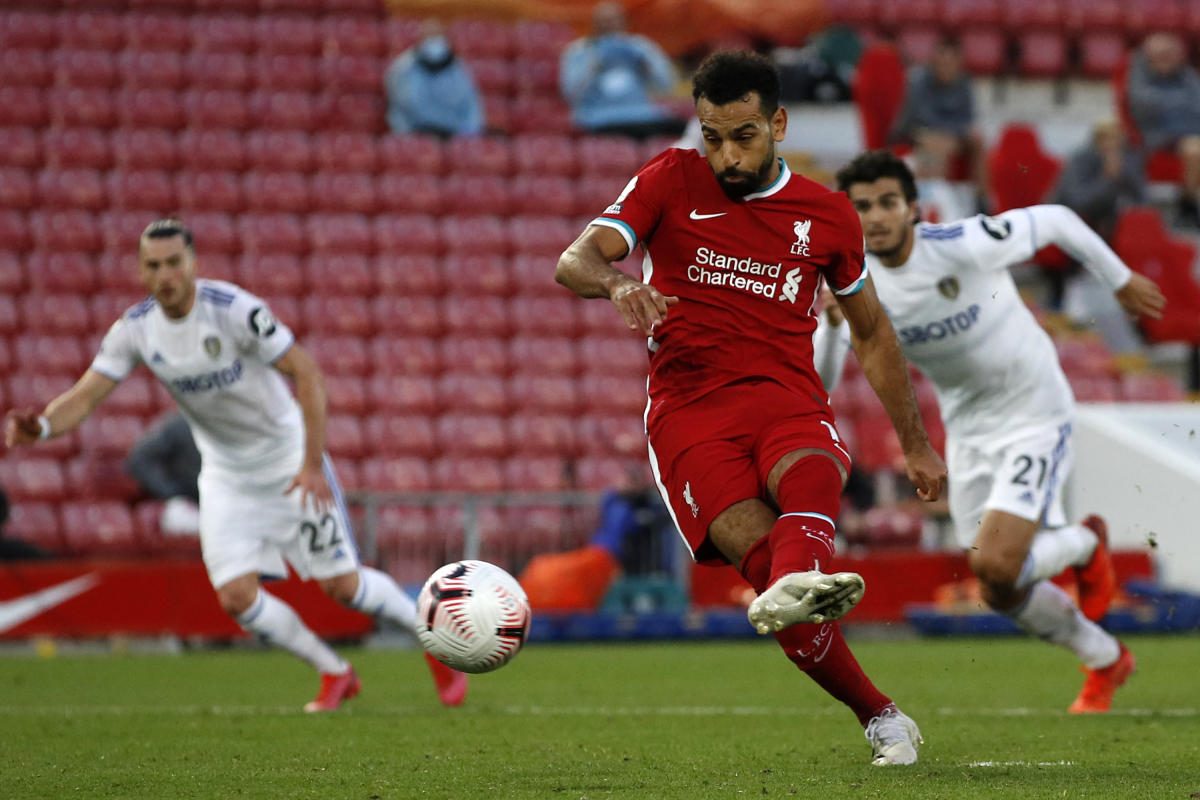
[790,219,812,256]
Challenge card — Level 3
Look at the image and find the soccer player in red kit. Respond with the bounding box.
[556,51,947,765]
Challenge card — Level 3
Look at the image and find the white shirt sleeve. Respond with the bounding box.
[90,317,139,381]
[226,288,295,364]
[812,313,853,392]
[1020,204,1133,291]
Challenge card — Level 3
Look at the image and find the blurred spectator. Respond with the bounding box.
[890,35,984,206]
[560,2,686,139]
[1127,33,1200,227]
[125,411,201,535]
[384,19,485,138]
[1052,120,1146,241]
[0,488,51,560]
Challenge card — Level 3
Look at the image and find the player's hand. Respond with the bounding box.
[904,444,947,502]
[4,409,45,449]
[284,463,333,514]
[609,278,679,336]
[819,286,844,327]
[1115,273,1165,320]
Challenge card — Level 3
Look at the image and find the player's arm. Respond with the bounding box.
[273,344,332,513]
[836,278,947,502]
[4,369,118,448]
[1019,204,1165,320]
[812,285,852,392]
[556,224,678,336]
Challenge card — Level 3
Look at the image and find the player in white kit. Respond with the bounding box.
[829,152,1165,713]
[3,219,468,712]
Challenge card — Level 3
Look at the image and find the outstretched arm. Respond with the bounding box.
[4,369,118,448]
[836,278,946,501]
[556,224,678,336]
[273,344,332,513]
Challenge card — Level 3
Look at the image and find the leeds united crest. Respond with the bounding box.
[203,335,221,358]
[937,276,960,300]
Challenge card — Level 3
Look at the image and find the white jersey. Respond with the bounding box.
[865,205,1131,446]
[91,279,303,477]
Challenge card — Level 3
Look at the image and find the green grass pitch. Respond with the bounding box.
[1,635,1197,799]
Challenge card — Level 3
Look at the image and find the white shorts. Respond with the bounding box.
[198,454,360,589]
[946,422,1073,548]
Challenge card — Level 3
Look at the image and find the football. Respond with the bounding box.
[416,560,532,674]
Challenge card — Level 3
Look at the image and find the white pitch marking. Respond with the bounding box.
[966,761,1076,768]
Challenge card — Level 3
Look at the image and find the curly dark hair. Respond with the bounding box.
[691,50,781,116]
[835,150,919,203]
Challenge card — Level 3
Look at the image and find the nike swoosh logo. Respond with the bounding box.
[689,210,727,220]
[0,574,99,633]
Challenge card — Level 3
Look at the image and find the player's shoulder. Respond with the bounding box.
[196,278,246,310]
[122,295,157,322]
[916,218,970,243]
[780,172,856,215]
[638,146,694,174]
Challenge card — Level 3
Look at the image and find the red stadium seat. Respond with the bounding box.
[6,502,63,554]
[509,97,572,136]
[508,296,583,337]
[371,296,443,337]
[307,213,373,254]
[190,16,255,53]
[515,55,558,98]
[0,167,35,209]
[442,296,511,338]
[177,171,243,213]
[436,413,509,457]
[366,374,438,415]
[0,12,58,50]
[313,132,378,173]
[444,174,511,215]
[508,372,579,414]
[60,501,140,556]
[852,42,906,151]
[185,89,252,130]
[509,215,575,257]
[301,294,372,336]
[320,17,385,57]
[314,91,384,132]
[37,167,106,210]
[1078,32,1127,80]
[369,335,440,376]
[326,414,366,460]
[305,252,374,294]
[16,334,88,374]
[375,253,445,297]
[253,16,320,55]
[20,293,91,335]
[309,172,377,214]
[575,456,648,492]
[59,12,125,51]
[252,53,319,93]
[577,335,648,376]
[897,27,940,66]
[103,373,157,416]
[52,49,118,90]
[440,215,508,254]
[321,55,383,93]
[177,129,245,172]
[0,127,40,169]
[1063,0,1124,31]
[65,455,141,501]
[513,134,578,177]
[375,173,442,215]
[1019,31,1069,78]
[507,413,578,457]
[444,136,513,176]
[0,295,18,338]
[249,91,316,130]
[107,170,177,212]
[437,371,508,414]
[442,254,512,297]
[0,49,51,88]
[239,252,305,296]
[508,336,578,376]
[123,14,192,53]
[364,415,437,458]
[47,88,117,129]
[118,89,186,130]
[361,457,433,492]
[942,0,1002,27]
[440,337,510,375]
[238,213,306,255]
[433,456,505,492]
[577,373,648,416]
[27,251,98,293]
[1002,0,1064,30]
[469,57,517,98]
[240,171,309,214]
[30,208,101,252]
[379,134,444,174]
[509,175,578,217]
[504,456,571,491]
[374,216,440,255]
[960,29,1007,75]
[245,130,313,172]
[0,216,30,259]
[117,50,185,90]
[182,211,239,255]
[111,128,178,170]
[0,87,49,127]
[183,52,250,91]
[0,458,67,503]
[78,413,145,457]
[577,136,643,176]
[90,290,145,329]
[325,374,368,415]
[576,414,647,457]
[513,19,574,60]
[575,174,632,218]
[987,124,1060,211]
[1119,371,1186,402]
[449,18,515,60]
[306,335,369,376]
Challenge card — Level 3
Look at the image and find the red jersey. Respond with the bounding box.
[591,148,868,427]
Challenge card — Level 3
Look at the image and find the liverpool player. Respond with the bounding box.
[556,51,946,765]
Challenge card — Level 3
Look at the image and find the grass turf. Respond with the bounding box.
[1,635,1197,799]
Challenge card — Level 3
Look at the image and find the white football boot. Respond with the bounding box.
[864,707,923,766]
[746,570,866,634]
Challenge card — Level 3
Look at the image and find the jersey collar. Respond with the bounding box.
[741,158,790,201]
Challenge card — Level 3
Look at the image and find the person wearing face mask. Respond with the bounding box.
[384,20,485,138]
[560,2,686,139]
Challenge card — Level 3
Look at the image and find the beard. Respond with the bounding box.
[715,147,776,199]
[865,226,913,261]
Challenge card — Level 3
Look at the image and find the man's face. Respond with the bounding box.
[846,177,918,260]
[696,92,786,200]
[138,234,196,317]
[931,44,962,84]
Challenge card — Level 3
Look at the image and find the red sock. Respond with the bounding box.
[767,455,842,585]
[775,622,893,726]
[737,534,772,593]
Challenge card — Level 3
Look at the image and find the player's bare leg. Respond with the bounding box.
[217,572,356,711]
[319,569,468,707]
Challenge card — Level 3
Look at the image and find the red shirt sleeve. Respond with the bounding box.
[821,193,869,296]
[589,148,678,257]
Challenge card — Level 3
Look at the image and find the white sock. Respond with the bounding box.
[348,567,419,635]
[1007,581,1120,669]
[238,589,349,675]
[1015,525,1098,589]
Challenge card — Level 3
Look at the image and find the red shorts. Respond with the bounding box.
[648,380,851,565]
